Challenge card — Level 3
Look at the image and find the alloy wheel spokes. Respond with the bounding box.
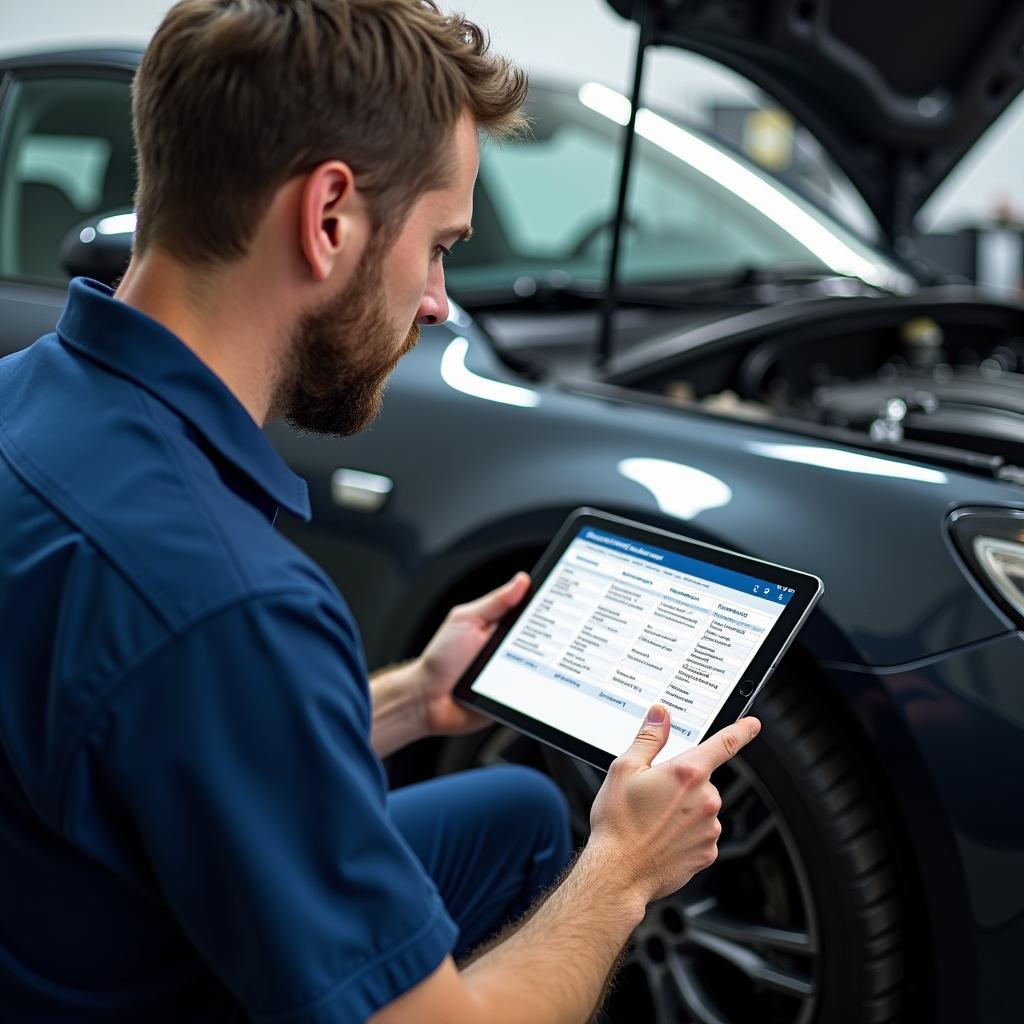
[686,928,815,998]
[683,897,817,955]
[472,729,820,1023]
[665,950,733,1024]
[715,811,778,862]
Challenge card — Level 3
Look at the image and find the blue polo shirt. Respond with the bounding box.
[0,279,457,1022]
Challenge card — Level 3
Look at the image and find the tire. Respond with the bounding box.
[436,666,918,1024]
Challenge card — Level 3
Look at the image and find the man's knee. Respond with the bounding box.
[483,764,572,847]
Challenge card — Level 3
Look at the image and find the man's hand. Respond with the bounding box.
[369,574,530,757]
[371,701,761,1024]
[414,572,531,737]
[587,703,762,904]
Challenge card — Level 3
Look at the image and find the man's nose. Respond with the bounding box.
[415,265,450,326]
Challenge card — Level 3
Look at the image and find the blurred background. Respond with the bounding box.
[6,0,1024,287]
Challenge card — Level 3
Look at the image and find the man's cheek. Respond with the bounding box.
[385,265,427,325]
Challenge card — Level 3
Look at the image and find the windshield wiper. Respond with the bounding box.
[452,266,883,313]
[625,264,890,304]
[602,266,886,306]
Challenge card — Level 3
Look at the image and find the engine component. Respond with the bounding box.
[807,366,1024,466]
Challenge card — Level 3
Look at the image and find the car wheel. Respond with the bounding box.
[436,668,914,1023]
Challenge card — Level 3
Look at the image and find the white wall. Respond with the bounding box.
[1,0,1020,233]
[0,0,754,113]
[917,89,1024,232]
[0,0,164,53]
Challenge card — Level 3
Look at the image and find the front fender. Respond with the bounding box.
[272,327,1020,669]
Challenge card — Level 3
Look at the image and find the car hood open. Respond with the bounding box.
[606,0,1024,243]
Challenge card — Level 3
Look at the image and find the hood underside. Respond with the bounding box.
[607,0,1024,242]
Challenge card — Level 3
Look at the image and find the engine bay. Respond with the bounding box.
[612,293,1024,482]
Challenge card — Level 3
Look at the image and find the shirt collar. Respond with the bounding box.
[56,277,311,522]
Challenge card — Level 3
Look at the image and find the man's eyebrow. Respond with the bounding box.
[442,224,473,243]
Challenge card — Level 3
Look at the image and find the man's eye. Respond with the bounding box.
[434,244,452,264]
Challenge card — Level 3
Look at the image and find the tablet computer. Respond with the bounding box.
[454,508,823,770]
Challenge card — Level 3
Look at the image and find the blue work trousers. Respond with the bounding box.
[388,765,575,961]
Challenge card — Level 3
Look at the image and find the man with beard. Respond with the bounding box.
[0,2,759,1022]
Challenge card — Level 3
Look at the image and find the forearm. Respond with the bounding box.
[460,842,646,1024]
[372,706,757,1024]
[369,660,428,758]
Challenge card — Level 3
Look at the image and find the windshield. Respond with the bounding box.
[446,82,908,298]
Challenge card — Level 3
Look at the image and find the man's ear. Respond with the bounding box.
[298,160,362,282]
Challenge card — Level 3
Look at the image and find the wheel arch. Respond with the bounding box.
[387,504,953,1015]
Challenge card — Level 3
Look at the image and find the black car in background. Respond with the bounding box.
[2,3,1024,1021]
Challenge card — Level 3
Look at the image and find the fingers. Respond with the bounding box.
[460,572,530,623]
[683,716,761,775]
[620,704,671,768]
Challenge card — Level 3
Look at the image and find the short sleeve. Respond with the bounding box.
[74,590,457,1022]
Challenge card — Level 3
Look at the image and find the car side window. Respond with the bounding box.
[0,74,134,287]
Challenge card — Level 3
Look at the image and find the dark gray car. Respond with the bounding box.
[2,3,1024,1020]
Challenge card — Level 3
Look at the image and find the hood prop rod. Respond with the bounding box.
[596,0,654,370]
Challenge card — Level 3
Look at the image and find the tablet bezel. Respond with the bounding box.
[454,507,824,772]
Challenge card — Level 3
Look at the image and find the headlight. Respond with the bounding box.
[949,508,1024,626]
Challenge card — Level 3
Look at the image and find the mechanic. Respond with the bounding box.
[0,1,760,1021]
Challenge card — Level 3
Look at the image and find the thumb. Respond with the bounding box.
[624,704,671,766]
[463,572,530,624]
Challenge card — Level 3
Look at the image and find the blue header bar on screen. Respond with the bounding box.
[579,528,794,605]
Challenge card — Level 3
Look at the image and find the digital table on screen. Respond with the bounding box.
[471,528,792,760]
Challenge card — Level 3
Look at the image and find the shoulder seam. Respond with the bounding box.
[0,412,175,631]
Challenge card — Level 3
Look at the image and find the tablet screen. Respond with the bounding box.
[469,525,795,764]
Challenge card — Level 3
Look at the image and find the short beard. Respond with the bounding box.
[275,240,420,437]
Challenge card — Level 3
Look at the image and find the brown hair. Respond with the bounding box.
[131,0,527,264]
